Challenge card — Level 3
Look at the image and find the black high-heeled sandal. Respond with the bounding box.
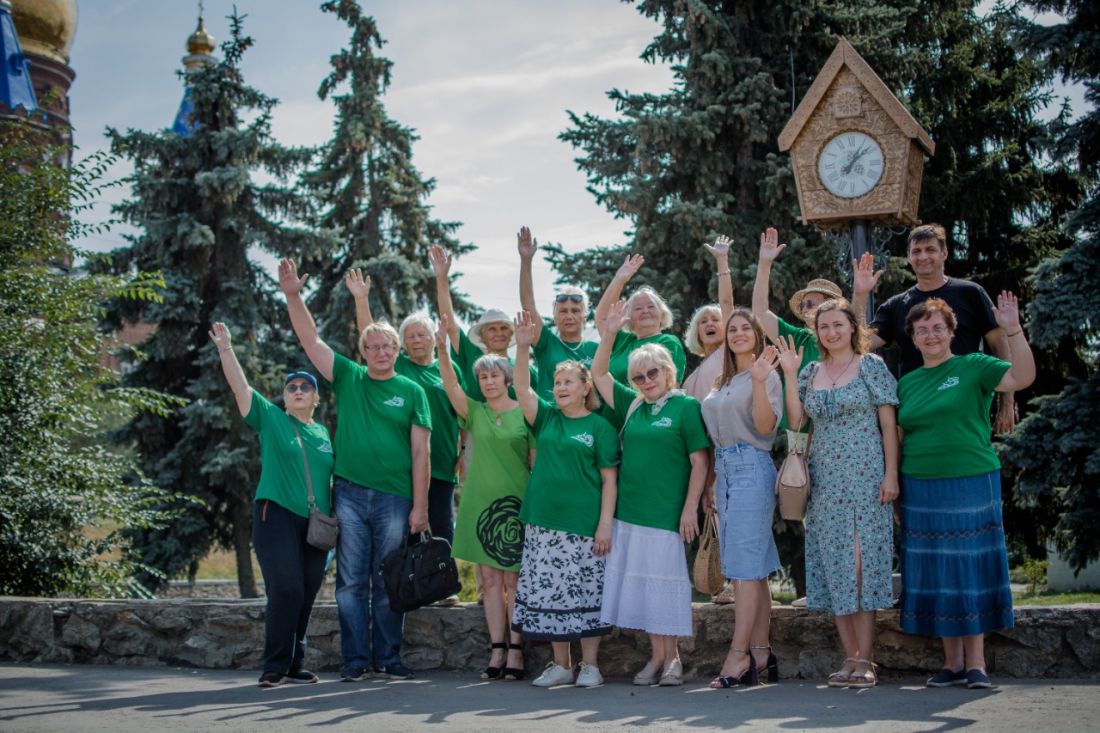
[709,648,758,688]
[752,644,779,683]
[481,642,507,680]
[502,642,526,680]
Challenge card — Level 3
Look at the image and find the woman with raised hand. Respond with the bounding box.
[510,311,620,689]
[429,244,536,401]
[209,322,333,688]
[435,314,535,682]
[897,295,1035,690]
[347,270,462,604]
[682,235,736,400]
[777,298,899,690]
[700,308,785,688]
[517,226,598,402]
[592,301,711,687]
[593,253,687,386]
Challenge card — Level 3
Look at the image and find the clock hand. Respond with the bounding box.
[842,145,869,175]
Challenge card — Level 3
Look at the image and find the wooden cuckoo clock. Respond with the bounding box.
[778,37,935,227]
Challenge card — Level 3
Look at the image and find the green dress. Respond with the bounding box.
[451,397,534,571]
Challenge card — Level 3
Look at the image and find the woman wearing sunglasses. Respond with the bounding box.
[517,226,599,402]
[700,308,784,687]
[209,322,334,688]
[591,301,711,687]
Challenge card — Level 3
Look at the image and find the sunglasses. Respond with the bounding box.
[555,293,584,303]
[285,382,315,394]
[631,367,662,386]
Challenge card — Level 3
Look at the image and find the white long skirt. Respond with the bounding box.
[599,519,693,637]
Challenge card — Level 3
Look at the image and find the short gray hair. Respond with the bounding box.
[472,353,514,385]
[552,285,589,319]
[398,311,437,348]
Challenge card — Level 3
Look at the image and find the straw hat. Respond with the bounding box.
[788,278,843,317]
[468,308,515,350]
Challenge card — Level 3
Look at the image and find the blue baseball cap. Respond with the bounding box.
[285,371,319,390]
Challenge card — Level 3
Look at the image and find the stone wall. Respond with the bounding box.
[1,598,1097,680]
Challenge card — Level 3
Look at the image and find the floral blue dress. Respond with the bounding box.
[799,354,898,616]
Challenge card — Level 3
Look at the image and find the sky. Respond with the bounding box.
[67,1,675,321]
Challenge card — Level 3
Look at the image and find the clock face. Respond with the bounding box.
[817,131,884,199]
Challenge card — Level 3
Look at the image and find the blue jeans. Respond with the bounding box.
[334,477,411,670]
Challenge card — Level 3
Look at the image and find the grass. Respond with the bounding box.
[1013,590,1100,606]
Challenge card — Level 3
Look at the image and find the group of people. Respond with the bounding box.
[213,222,1034,691]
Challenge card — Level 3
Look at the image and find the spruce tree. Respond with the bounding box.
[301,0,471,352]
[1001,1,1100,571]
[103,14,328,596]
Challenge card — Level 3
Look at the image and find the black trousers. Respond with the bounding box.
[428,477,456,544]
[252,499,328,676]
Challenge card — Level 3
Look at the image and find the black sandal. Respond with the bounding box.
[481,642,507,680]
[502,642,526,681]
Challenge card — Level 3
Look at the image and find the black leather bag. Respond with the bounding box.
[380,531,462,613]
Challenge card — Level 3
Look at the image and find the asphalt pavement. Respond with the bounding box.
[0,664,1096,732]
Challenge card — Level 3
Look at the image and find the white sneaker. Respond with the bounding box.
[532,663,574,687]
[574,663,604,688]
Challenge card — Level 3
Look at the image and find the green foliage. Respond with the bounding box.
[300,0,472,353]
[1001,0,1100,573]
[0,123,179,597]
[1022,557,1049,595]
[102,12,330,595]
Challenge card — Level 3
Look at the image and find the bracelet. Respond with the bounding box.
[1005,330,1023,337]
[219,346,233,353]
[716,270,731,277]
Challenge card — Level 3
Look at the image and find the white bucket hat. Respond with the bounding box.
[468,308,515,350]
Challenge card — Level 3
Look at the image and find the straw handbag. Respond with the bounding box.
[692,511,724,595]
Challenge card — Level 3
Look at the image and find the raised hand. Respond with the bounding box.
[750,345,779,382]
[278,259,308,295]
[993,290,1022,332]
[344,268,371,299]
[428,244,452,277]
[775,334,804,375]
[852,252,885,296]
[208,321,232,351]
[601,299,630,335]
[704,234,732,261]
[758,227,786,262]
[517,226,538,258]
[614,253,645,281]
[514,310,538,348]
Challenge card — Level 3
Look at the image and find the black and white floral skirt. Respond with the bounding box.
[511,524,611,641]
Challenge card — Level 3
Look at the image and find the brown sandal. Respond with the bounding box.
[828,657,859,688]
[848,659,878,689]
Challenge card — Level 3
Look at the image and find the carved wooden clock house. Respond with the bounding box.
[778,37,935,227]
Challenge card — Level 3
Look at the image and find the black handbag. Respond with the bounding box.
[380,530,462,613]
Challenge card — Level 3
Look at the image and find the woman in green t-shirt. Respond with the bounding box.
[593,253,687,385]
[209,323,334,688]
[437,316,535,682]
[511,311,621,689]
[897,295,1035,690]
[592,302,711,688]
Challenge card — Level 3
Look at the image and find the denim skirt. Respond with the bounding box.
[714,444,781,581]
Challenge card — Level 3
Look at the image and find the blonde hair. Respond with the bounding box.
[624,286,674,333]
[553,359,600,411]
[472,353,514,385]
[685,303,722,356]
[358,321,400,356]
[627,343,676,393]
[813,298,870,356]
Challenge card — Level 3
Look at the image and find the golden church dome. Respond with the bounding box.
[11,0,77,64]
[187,15,215,56]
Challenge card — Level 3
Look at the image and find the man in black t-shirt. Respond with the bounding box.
[853,223,1016,432]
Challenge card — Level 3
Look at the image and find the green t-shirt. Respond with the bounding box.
[608,331,687,386]
[395,354,461,483]
[331,352,432,498]
[607,380,710,533]
[777,316,818,432]
[897,352,1010,479]
[519,398,621,537]
[532,329,599,402]
[452,328,537,402]
[243,391,334,518]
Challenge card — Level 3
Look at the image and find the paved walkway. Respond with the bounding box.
[1,664,1096,732]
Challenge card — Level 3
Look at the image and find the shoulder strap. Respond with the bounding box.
[290,421,317,510]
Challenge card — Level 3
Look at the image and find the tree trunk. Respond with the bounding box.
[233,499,258,598]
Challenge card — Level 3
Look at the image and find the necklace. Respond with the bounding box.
[558,335,589,357]
[823,353,857,389]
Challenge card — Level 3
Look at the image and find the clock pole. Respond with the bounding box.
[850,219,872,322]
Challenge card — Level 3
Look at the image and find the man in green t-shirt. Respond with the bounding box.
[280,259,430,683]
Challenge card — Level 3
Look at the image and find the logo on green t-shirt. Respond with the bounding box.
[318,442,333,454]
[383,395,406,407]
[937,376,960,391]
[652,417,672,428]
[570,432,594,447]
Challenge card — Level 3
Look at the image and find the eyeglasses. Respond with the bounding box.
[631,367,662,386]
[364,343,398,353]
[913,324,950,338]
[555,293,584,303]
[285,382,314,394]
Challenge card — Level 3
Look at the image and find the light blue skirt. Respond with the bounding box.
[714,444,781,581]
[899,470,1013,637]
